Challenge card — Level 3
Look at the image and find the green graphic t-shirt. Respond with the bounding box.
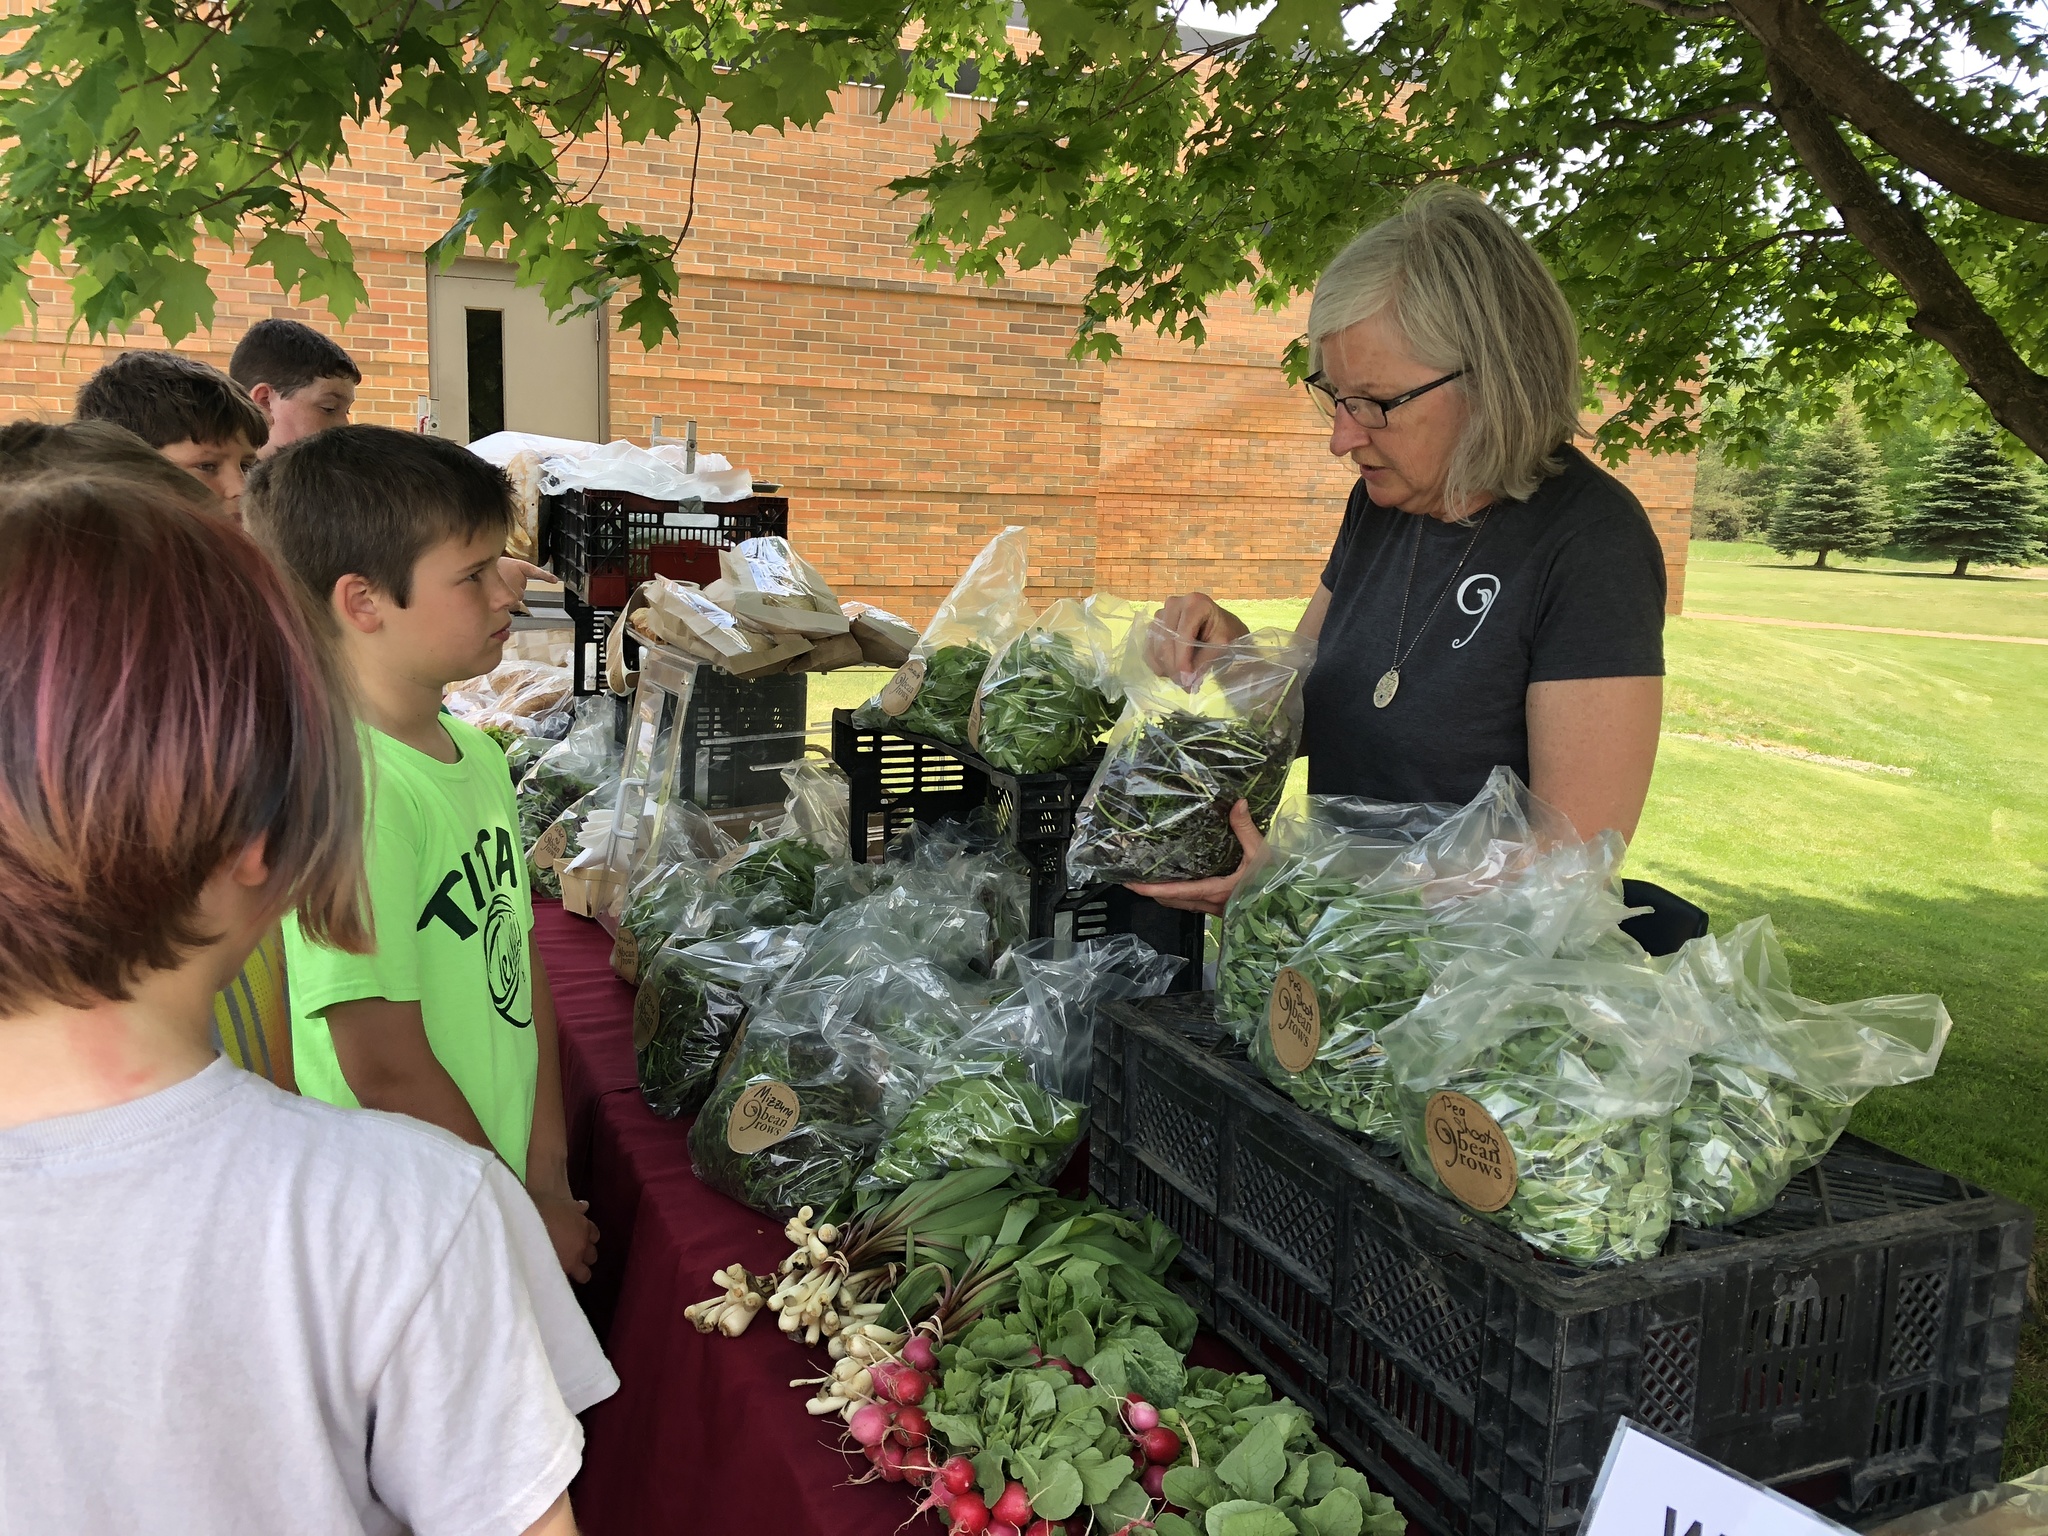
[285,718,538,1177]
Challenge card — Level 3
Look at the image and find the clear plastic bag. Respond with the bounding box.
[1385,957,1705,1267]
[771,757,851,852]
[1664,916,1949,1228]
[1238,773,1633,1144]
[1065,625,1312,884]
[516,697,622,856]
[634,924,812,1120]
[970,594,1140,775]
[861,1056,1084,1192]
[608,799,738,982]
[853,526,1030,746]
[1005,933,1186,1101]
[688,964,957,1217]
[527,779,619,902]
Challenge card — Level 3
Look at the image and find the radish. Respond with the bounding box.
[1024,1523,1062,1536]
[950,1491,990,1534]
[1070,1366,1094,1387]
[1141,1463,1168,1500]
[892,1405,930,1445]
[868,1360,904,1397]
[941,1457,979,1495]
[992,1482,1034,1527]
[930,1480,957,1511]
[903,1335,939,1372]
[989,1525,1022,1536]
[902,1449,938,1486]
[1040,1356,1074,1376]
[1124,1398,1159,1433]
[889,1369,931,1407]
[848,1402,890,1448]
[876,1440,908,1482]
[1138,1426,1182,1465]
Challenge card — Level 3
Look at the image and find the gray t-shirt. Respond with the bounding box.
[1301,446,1667,804]
[0,1059,618,1535]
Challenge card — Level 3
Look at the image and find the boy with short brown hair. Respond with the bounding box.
[229,317,360,451]
[74,349,266,510]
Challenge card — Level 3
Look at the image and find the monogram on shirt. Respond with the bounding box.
[416,826,532,1028]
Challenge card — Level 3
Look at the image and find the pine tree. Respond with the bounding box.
[1766,410,1890,569]
[1890,428,2047,577]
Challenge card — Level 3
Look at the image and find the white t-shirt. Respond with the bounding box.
[0,1058,619,1535]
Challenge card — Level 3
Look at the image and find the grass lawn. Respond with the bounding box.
[1204,563,2048,1475]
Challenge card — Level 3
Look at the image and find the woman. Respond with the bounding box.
[1140,186,1667,914]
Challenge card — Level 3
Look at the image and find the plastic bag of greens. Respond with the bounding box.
[862,1056,1084,1192]
[1005,933,1185,1100]
[970,594,1140,775]
[527,779,618,901]
[1245,789,1632,1143]
[853,526,1030,746]
[516,696,620,854]
[1066,625,1312,885]
[634,925,812,1120]
[688,975,923,1218]
[1216,793,1457,1041]
[769,756,851,852]
[1664,917,1949,1228]
[1385,957,1704,1266]
[503,705,573,781]
[608,799,737,982]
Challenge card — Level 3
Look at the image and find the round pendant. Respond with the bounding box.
[1373,668,1400,709]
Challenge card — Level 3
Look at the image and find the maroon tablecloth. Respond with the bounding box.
[538,900,1254,1535]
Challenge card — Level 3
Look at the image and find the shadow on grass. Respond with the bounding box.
[1634,870,2048,1477]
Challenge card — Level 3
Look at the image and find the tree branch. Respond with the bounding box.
[1768,62,2048,458]
[1623,0,1736,21]
[1730,0,2048,222]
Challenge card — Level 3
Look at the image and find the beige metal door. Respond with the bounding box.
[427,257,607,443]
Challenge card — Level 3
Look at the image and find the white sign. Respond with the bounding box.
[1582,1420,1854,1536]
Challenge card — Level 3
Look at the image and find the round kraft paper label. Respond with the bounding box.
[1424,1091,1518,1212]
[613,928,640,984]
[876,656,927,718]
[1267,967,1321,1074]
[531,822,570,869]
[631,984,661,1053]
[727,1080,803,1153]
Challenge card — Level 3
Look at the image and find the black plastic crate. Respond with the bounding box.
[1091,995,2033,1536]
[831,709,1205,977]
[542,490,789,608]
[563,588,619,697]
[674,670,809,810]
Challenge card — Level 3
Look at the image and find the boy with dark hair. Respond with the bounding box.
[229,318,360,452]
[0,474,612,1533]
[244,425,597,1280]
[74,350,268,510]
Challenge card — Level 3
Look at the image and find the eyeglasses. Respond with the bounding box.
[1306,369,1466,428]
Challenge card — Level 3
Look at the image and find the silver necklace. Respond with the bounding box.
[1373,507,1493,709]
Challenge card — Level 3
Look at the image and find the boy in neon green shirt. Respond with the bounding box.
[245,426,598,1280]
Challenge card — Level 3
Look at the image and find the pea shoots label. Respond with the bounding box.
[1267,967,1322,1073]
[727,1080,803,1153]
[1425,1091,1518,1212]
[877,656,928,717]
[530,821,569,869]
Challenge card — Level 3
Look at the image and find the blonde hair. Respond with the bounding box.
[1307,184,1582,513]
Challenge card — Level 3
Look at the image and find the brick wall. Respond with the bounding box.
[0,81,1694,617]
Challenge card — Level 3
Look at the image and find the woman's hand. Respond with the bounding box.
[1127,800,1268,916]
[1145,593,1251,687]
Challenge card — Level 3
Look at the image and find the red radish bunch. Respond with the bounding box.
[902,1334,940,1372]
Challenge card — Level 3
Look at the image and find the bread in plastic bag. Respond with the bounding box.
[1235,771,1634,1142]
[969,594,1141,774]
[1663,915,1949,1227]
[853,526,1030,746]
[635,924,812,1120]
[516,697,622,856]
[718,537,848,637]
[1065,624,1312,884]
[1384,956,1707,1266]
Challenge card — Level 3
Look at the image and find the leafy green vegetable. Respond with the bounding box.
[715,834,830,926]
[1394,1009,1677,1267]
[1067,710,1292,884]
[516,756,599,856]
[976,629,1113,774]
[636,965,747,1120]
[1240,891,1434,1143]
[687,1018,890,1218]
[855,643,993,746]
[1670,1055,1851,1228]
[1217,857,1364,1038]
[863,1058,1085,1191]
